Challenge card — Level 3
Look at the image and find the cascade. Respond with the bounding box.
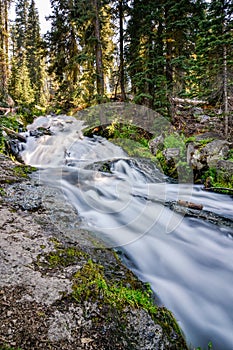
[21,115,233,350]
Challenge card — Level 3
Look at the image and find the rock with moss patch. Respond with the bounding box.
[187,138,230,172]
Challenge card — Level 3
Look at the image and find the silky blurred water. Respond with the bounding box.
[21,115,233,350]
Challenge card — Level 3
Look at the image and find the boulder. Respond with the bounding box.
[204,140,229,167]
[217,160,233,182]
[187,139,230,171]
[149,134,164,155]
[163,148,180,161]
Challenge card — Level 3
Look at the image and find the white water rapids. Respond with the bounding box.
[21,115,233,350]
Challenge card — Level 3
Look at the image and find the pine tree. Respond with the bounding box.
[125,0,203,114]
[110,0,128,100]
[27,0,44,104]
[10,52,35,105]
[9,0,48,107]
[126,0,159,108]
[47,0,80,108]
[47,0,115,108]
[0,0,11,102]
[192,0,233,135]
[93,0,105,97]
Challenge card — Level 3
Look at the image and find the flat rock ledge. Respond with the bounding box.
[0,154,188,350]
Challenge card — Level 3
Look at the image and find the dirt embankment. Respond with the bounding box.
[0,153,188,350]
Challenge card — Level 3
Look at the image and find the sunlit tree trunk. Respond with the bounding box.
[0,0,11,99]
[93,0,104,97]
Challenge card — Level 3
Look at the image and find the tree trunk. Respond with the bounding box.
[93,0,104,97]
[119,0,126,101]
[0,0,11,98]
[223,44,228,137]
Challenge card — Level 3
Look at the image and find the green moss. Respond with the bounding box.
[228,149,233,161]
[0,187,6,196]
[163,133,185,150]
[84,121,153,149]
[72,259,186,345]
[185,136,196,143]
[72,259,157,313]
[155,150,170,176]
[195,341,213,350]
[13,165,37,178]
[197,138,214,146]
[39,246,89,268]
[48,237,61,247]
[113,139,156,161]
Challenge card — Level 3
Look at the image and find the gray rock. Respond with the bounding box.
[187,139,230,171]
[204,140,229,167]
[217,160,233,182]
[217,159,233,172]
[163,148,180,161]
[0,153,188,350]
[192,107,204,116]
[149,134,164,155]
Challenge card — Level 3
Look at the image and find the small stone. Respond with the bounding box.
[81,337,94,344]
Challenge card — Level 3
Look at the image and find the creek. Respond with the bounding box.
[20,115,233,350]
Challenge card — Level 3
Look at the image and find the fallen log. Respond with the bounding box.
[168,202,233,228]
[0,106,18,115]
[171,97,208,105]
[203,187,233,194]
[177,200,203,210]
[2,126,26,142]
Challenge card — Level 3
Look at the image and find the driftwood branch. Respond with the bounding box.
[0,106,18,115]
[2,126,26,142]
[204,187,233,194]
[171,97,208,105]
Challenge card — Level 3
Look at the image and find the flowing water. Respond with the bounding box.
[21,115,233,350]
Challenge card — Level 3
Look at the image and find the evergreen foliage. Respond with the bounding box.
[8,0,48,107]
[0,0,232,130]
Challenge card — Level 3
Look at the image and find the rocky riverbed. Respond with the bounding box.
[0,153,188,350]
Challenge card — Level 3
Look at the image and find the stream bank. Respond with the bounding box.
[0,153,188,350]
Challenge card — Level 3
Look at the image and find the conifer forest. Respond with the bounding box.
[0,0,233,136]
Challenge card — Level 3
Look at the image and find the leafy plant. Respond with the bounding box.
[228,149,233,160]
[163,133,185,150]
[202,167,233,193]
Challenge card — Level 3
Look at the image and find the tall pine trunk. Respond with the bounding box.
[223,44,228,137]
[0,0,9,98]
[119,0,126,101]
[93,0,104,97]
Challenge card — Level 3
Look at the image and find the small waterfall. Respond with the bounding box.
[21,115,233,350]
